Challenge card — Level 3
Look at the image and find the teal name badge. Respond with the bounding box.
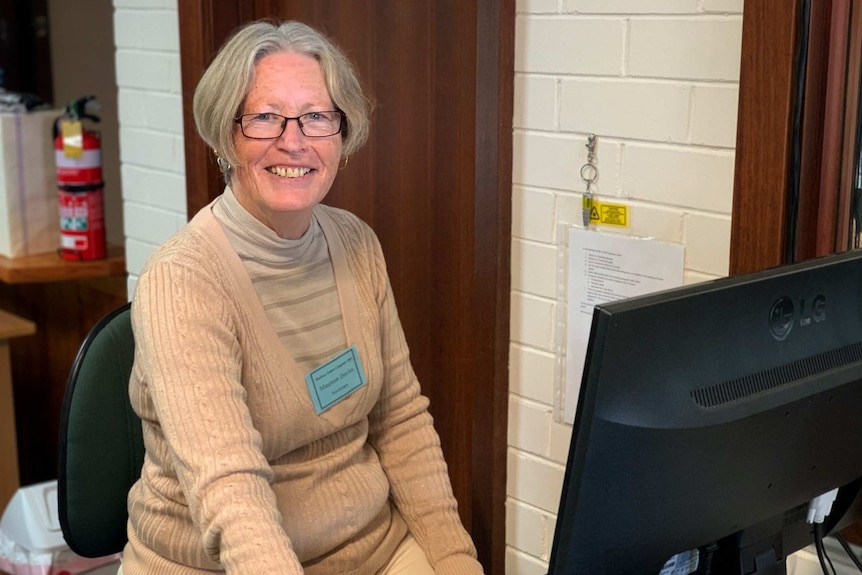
[305,345,368,414]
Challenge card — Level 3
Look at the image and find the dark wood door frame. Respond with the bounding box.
[730,0,800,275]
[177,2,512,572]
[731,0,859,275]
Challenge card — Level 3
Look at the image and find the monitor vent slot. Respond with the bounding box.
[690,342,862,409]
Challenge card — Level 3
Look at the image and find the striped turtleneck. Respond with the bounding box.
[212,187,346,370]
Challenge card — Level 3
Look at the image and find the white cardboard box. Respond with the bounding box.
[0,110,61,258]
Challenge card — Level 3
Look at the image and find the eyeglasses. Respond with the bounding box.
[234,111,344,139]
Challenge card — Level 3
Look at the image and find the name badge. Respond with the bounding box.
[305,345,368,414]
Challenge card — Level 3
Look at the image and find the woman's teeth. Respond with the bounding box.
[268,166,311,178]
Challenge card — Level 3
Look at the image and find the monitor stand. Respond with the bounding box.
[749,549,786,575]
[694,539,788,575]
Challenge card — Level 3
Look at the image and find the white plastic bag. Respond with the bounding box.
[0,481,120,575]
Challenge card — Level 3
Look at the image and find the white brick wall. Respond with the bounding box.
[509,0,741,572]
[113,2,743,572]
[114,0,186,297]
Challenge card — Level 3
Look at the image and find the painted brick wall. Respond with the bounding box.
[113,1,743,573]
[508,0,743,573]
[113,0,187,297]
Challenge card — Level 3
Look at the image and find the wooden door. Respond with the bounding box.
[178,2,513,571]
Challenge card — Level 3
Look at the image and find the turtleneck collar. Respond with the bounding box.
[212,186,321,265]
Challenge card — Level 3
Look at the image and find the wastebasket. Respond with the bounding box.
[0,480,120,575]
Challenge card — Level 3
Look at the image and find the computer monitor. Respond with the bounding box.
[547,249,862,575]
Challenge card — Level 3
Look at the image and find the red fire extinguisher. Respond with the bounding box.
[54,96,107,261]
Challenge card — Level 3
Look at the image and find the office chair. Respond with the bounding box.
[57,302,142,558]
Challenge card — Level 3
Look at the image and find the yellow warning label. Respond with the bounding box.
[61,120,84,158]
[589,201,629,227]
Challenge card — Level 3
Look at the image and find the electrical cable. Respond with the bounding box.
[815,522,837,575]
[851,82,862,249]
[850,0,862,250]
[834,532,862,572]
[786,0,811,264]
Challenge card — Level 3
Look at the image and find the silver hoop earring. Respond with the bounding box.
[340,156,349,170]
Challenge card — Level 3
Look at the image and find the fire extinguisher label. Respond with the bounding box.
[54,150,103,184]
[58,188,106,260]
[60,197,90,230]
[61,119,84,158]
[61,235,88,250]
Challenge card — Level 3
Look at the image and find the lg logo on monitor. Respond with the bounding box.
[769,294,827,341]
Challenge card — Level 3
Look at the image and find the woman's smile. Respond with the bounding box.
[230,51,343,239]
[266,165,313,178]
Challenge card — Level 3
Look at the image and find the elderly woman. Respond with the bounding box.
[121,19,484,575]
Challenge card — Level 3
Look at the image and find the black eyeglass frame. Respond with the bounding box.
[233,111,345,139]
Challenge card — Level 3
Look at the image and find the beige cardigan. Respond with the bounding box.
[122,201,483,575]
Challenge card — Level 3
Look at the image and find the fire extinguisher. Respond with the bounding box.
[54,96,107,261]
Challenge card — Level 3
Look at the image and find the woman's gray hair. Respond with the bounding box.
[193,20,371,181]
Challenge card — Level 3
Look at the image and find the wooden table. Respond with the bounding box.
[0,309,36,515]
[0,245,126,284]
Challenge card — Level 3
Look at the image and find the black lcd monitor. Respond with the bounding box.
[547,249,862,575]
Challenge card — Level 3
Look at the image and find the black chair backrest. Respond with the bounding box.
[57,302,142,558]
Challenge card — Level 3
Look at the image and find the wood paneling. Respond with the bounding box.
[471,0,513,567]
[833,0,862,251]
[794,0,858,260]
[732,0,860,272]
[0,277,127,485]
[730,0,800,275]
[178,0,256,217]
[794,0,832,262]
[178,2,512,571]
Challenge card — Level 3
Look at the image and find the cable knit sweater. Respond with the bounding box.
[122,200,484,575]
